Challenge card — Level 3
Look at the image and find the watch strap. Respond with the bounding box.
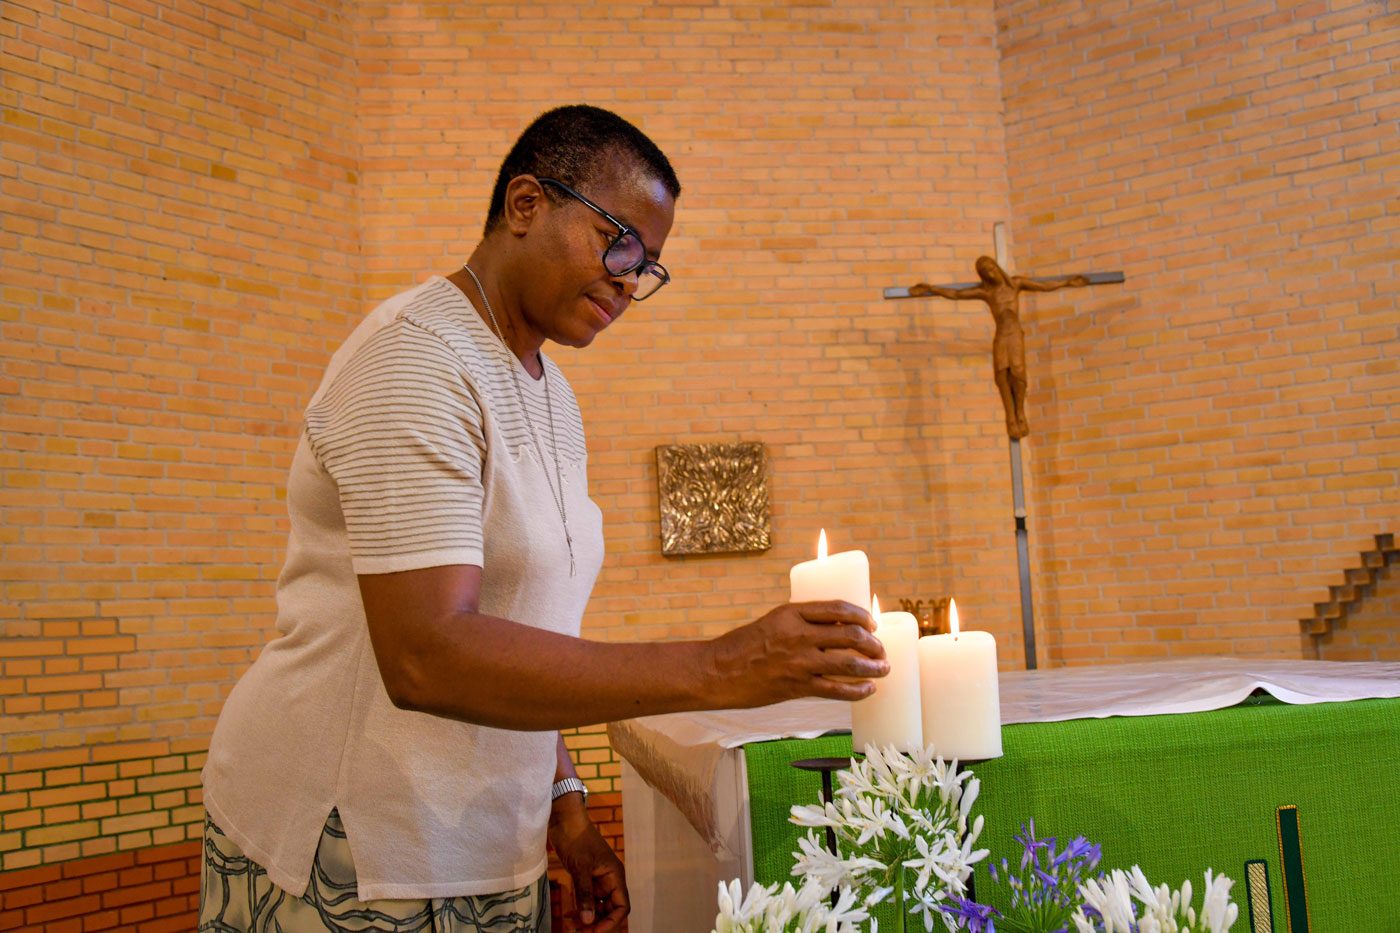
[550,777,588,803]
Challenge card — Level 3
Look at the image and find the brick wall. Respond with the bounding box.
[994,0,1398,663]
[0,841,198,932]
[3,0,1395,925]
[2,0,362,914]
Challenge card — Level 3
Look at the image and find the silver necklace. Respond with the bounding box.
[463,264,576,577]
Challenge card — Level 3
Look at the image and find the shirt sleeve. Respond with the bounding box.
[304,317,488,574]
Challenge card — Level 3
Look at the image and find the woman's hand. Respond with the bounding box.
[705,600,888,709]
[547,795,627,932]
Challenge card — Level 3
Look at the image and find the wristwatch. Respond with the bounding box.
[550,777,588,804]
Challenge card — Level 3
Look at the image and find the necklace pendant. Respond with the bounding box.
[464,263,579,582]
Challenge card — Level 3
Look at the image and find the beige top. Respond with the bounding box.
[202,277,605,900]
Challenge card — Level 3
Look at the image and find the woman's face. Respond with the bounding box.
[517,167,676,350]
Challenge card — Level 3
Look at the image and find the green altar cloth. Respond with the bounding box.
[744,696,1400,932]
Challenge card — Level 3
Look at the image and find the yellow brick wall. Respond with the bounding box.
[996,0,1399,662]
[2,0,361,869]
[3,0,1396,875]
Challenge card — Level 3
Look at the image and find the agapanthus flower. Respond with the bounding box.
[1071,867,1239,933]
[712,879,870,933]
[782,744,984,932]
[942,896,999,933]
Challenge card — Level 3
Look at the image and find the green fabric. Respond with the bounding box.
[744,696,1400,932]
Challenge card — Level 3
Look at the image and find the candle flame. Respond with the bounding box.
[817,528,828,561]
[949,598,960,638]
[871,593,881,618]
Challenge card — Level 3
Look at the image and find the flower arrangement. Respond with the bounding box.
[942,820,1240,933]
[712,744,1241,933]
[715,743,987,932]
[1071,865,1239,933]
[711,879,871,933]
[940,820,1102,933]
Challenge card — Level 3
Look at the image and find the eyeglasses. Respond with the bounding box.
[537,178,670,301]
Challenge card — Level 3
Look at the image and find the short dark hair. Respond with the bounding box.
[484,105,681,236]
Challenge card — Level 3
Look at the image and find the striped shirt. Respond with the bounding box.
[203,276,605,900]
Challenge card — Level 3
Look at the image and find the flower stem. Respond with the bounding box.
[896,868,906,933]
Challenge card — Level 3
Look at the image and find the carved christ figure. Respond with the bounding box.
[908,256,1089,439]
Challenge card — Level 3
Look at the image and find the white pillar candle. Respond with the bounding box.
[850,595,924,755]
[789,529,869,609]
[917,599,1003,761]
[789,529,870,686]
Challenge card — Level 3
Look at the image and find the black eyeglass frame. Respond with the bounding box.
[536,177,670,301]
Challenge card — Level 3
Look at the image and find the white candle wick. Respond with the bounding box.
[817,528,828,561]
[949,597,960,639]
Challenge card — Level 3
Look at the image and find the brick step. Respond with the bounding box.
[1300,532,1396,638]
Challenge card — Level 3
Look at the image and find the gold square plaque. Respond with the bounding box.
[656,442,771,556]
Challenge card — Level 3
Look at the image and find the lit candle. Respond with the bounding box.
[916,599,1003,761]
[789,529,869,610]
[789,529,870,686]
[850,595,924,754]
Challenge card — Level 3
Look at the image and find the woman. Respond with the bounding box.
[200,105,888,933]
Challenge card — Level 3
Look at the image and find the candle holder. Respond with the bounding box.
[898,596,953,637]
[790,756,851,857]
[791,755,851,908]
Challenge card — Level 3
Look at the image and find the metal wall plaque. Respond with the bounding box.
[656,442,771,556]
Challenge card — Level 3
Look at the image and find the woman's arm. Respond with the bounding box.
[358,564,887,731]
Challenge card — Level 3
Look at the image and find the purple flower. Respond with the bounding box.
[940,895,1000,933]
[1013,818,1053,871]
[989,823,1110,931]
[1053,835,1102,871]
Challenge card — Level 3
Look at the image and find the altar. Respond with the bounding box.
[610,660,1400,932]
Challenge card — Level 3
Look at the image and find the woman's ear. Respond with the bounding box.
[503,175,547,237]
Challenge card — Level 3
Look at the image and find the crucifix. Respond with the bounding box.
[885,225,1124,670]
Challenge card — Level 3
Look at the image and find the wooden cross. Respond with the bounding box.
[884,270,1123,299]
[882,225,1125,669]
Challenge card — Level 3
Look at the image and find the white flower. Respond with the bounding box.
[902,831,951,892]
[714,878,741,923]
[1078,870,1137,932]
[792,832,885,892]
[1199,869,1240,933]
[847,794,908,845]
[790,800,843,830]
[759,881,813,930]
[901,742,947,787]
[957,779,980,831]
[712,878,771,932]
[1074,866,1240,933]
[907,882,955,933]
[824,886,872,927]
[940,815,989,888]
[1071,913,1098,933]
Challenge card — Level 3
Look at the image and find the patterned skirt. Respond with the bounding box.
[198,809,550,932]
